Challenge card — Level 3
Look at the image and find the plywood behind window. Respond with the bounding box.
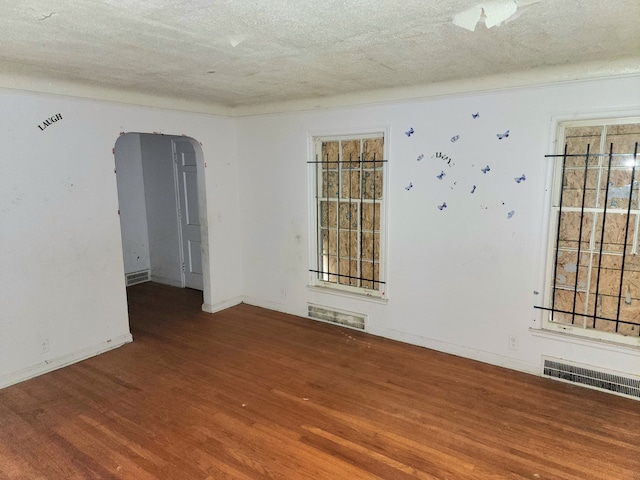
[341,140,361,167]
[321,141,339,167]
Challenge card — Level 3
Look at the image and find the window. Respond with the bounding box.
[309,133,387,297]
[543,118,640,346]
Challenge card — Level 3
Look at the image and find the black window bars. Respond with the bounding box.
[536,142,640,336]
[309,141,387,291]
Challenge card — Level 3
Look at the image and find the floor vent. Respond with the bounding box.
[542,357,640,400]
[308,304,366,330]
[125,269,150,286]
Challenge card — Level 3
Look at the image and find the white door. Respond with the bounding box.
[173,139,203,290]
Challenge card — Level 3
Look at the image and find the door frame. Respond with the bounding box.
[171,137,204,290]
[172,139,187,288]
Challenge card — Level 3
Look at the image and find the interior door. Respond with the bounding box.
[173,139,203,290]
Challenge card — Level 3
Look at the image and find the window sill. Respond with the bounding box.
[530,327,640,354]
[307,285,389,305]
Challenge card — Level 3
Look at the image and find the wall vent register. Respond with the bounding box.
[543,357,640,400]
[308,304,366,330]
[125,269,150,286]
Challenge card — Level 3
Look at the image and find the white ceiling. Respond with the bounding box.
[2,0,639,114]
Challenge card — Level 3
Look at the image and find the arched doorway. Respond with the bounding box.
[113,133,208,293]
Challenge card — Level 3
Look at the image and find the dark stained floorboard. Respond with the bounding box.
[1,282,639,479]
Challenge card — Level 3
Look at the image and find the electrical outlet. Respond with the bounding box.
[41,339,50,354]
[508,335,519,351]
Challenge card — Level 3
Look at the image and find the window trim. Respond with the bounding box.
[541,116,640,348]
[307,127,390,300]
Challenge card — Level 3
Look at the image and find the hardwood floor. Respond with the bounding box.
[1,282,639,479]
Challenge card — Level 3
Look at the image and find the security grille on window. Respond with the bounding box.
[541,119,640,345]
[309,134,387,296]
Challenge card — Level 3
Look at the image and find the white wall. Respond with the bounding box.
[0,91,243,387]
[2,75,639,390]
[115,133,150,275]
[236,75,640,378]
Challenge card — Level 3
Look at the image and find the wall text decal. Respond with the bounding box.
[37,113,63,131]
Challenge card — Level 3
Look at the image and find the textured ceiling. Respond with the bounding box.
[2,0,639,113]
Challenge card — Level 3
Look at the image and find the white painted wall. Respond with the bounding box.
[114,133,150,275]
[0,91,243,387]
[236,75,640,378]
[139,134,182,287]
[2,75,639,390]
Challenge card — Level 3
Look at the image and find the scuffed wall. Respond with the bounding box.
[0,91,241,387]
[1,74,639,389]
[235,75,640,378]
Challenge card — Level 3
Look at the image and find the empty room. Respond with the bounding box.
[1,1,639,478]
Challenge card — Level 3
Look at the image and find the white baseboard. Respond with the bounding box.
[202,295,244,313]
[242,296,287,311]
[0,333,133,390]
[150,275,183,288]
[368,325,540,376]
[241,297,312,320]
[242,297,541,376]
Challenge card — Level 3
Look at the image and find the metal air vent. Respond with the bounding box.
[542,357,640,400]
[125,269,150,286]
[308,304,366,330]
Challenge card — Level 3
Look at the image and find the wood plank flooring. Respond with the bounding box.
[1,282,639,479]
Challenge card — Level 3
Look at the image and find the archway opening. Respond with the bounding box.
[113,133,210,301]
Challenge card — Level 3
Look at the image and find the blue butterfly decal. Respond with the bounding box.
[472,112,480,119]
[405,182,413,191]
[481,165,491,174]
[437,202,447,211]
[436,171,446,180]
[405,127,414,137]
[515,174,526,183]
[507,210,515,219]
[416,154,424,161]
[497,130,510,140]
[450,135,460,143]
[471,185,477,194]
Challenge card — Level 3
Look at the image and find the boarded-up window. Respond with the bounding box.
[545,120,640,344]
[311,134,386,296]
